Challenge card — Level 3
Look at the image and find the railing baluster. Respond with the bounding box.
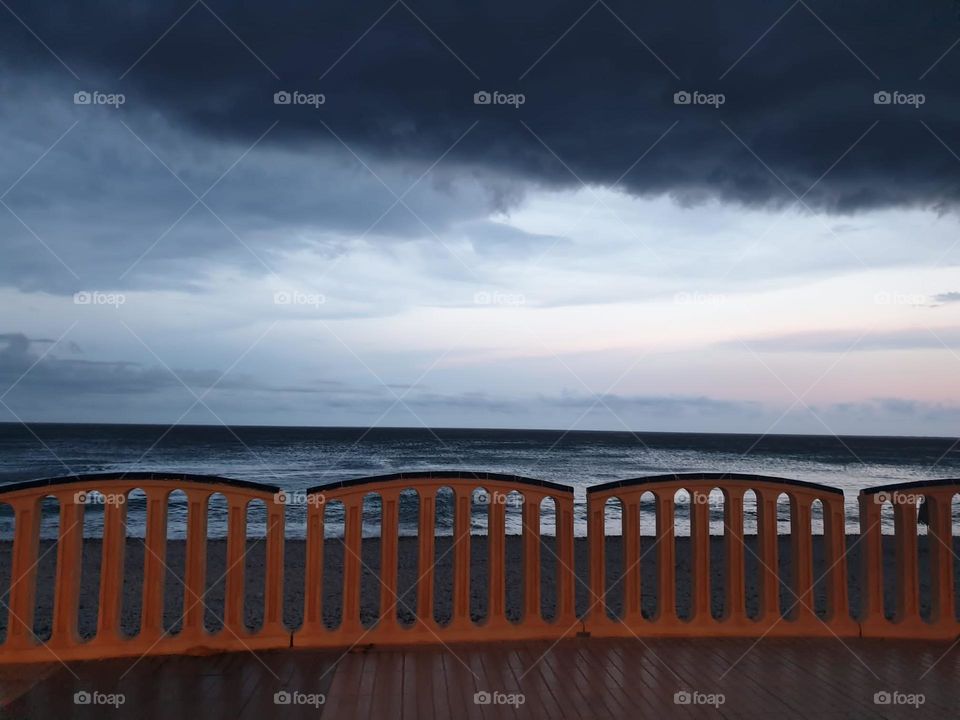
[691,489,711,621]
[416,492,435,624]
[303,496,325,632]
[51,494,84,647]
[7,498,41,649]
[790,496,813,621]
[487,493,506,623]
[823,496,849,623]
[758,492,780,621]
[224,498,247,634]
[140,488,169,640]
[588,495,606,621]
[927,494,954,627]
[522,496,541,622]
[264,501,286,633]
[858,494,883,623]
[380,491,399,626]
[655,492,677,623]
[893,499,919,622]
[557,494,575,623]
[182,491,208,636]
[624,499,641,623]
[97,496,127,643]
[341,496,362,632]
[453,489,471,626]
[724,489,745,622]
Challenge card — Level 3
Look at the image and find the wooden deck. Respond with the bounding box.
[0,637,954,718]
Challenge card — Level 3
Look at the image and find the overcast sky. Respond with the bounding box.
[1,0,959,436]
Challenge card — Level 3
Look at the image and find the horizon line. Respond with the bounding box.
[0,420,957,442]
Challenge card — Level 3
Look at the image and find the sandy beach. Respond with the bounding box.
[5,534,951,640]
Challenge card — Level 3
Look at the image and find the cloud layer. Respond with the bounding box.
[4,0,960,213]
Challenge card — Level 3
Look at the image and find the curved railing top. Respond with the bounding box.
[307,469,572,495]
[859,477,960,495]
[0,471,281,497]
[587,471,843,496]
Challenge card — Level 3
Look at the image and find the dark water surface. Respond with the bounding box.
[1,424,958,538]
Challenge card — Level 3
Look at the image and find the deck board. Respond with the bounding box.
[0,637,954,719]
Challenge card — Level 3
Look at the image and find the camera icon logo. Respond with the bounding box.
[873,91,891,105]
[274,91,292,105]
[274,690,292,705]
[473,691,492,705]
[673,690,692,704]
[873,691,891,705]
[673,91,691,105]
[74,691,92,705]
[74,91,91,105]
[74,491,88,504]
[474,91,492,105]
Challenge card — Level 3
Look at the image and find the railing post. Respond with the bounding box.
[893,498,919,623]
[655,491,677,623]
[51,493,84,648]
[263,500,285,634]
[341,496,363,633]
[302,495,325,633]
[182,490,208,637]
[452,488,472,627]
[724,488,746,622]
[587,494,606,622]
[757,491,780,623]
[487,493,506,623]
[690,489,711,622]
[416,491,435,626]
[224,499,247,634]
[97,497,127,644]
[379,490,399,627]
[7,497,41,650]
[623,498,641,623]
[858,493,884,623]
[927,494,954,627]
[140,488,169,641]
[522,496,541,622]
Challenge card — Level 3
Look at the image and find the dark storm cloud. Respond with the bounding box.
[4,0,960,213]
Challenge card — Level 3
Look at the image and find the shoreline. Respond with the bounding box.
[4,535,950,639]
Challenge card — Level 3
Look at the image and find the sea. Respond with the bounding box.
[1,424,958,539]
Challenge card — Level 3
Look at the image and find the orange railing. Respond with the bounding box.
[586,473,857,637]
[294,471,577,648]
[0,473,288,663]
[859,479,960,639]
[0,470,956,664]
